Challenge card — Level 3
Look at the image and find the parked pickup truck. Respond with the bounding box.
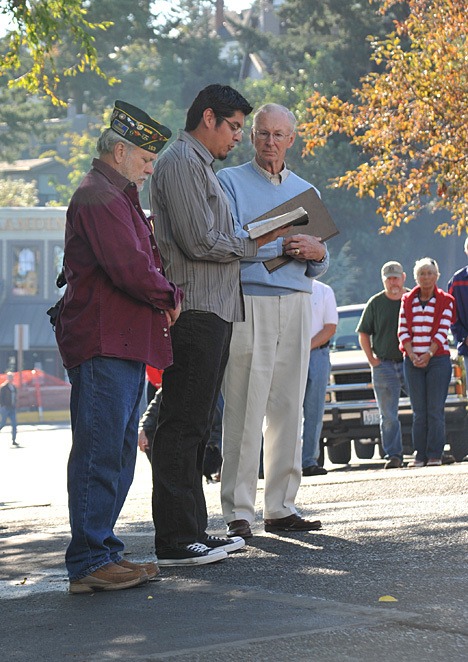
[321,304,468,464]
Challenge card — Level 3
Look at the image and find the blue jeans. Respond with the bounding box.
[372,360,406,459]
[302,347,330,467]
[0,406,17,442]
[66,357,145,580]
[403,355,451,461]
[152,311,232,551]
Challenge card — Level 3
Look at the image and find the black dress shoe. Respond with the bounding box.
[302,465,328,477]
[441,452,455,465]
[227,519,252,539]
[264,513,322,533]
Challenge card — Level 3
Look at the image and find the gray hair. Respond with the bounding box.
[414,257,440,281]
[252,103,296,132]
[96,128,136,156]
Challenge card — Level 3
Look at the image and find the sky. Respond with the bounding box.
[0,10,12,37]
[0,2,254,37]
[224,1,253,10]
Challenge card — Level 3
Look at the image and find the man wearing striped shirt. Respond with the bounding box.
[149,85,287,566]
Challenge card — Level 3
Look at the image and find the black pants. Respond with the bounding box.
[144,390,223,479]
[151,311,232,551]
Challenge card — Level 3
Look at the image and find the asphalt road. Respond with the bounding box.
[1,425,467,661]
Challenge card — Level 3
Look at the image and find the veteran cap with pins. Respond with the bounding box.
[110,100,172,153]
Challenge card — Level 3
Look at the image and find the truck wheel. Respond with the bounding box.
[327,441,351,464]
[318,440,325,467]
[354,439,375,459]
[447,434,468,462]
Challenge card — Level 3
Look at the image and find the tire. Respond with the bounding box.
[354,439,375,459]
[327,440,351,464]
[378,442,385,459]
[447,434,468,462]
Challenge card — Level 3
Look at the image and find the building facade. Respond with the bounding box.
[0,207,66,378]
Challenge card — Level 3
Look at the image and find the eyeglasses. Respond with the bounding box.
[253,130,291,143]
[219,117,243,136]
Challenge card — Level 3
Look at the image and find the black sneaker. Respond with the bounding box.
[157,543,227,566]
[203,535,245,553]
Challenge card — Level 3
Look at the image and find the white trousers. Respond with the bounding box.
[221,292,312,523]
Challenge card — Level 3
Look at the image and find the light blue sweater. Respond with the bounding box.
[217,161,329,296]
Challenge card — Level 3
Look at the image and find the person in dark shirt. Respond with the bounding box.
[357,261,408,469]
[0,372,18,447]
[448,238,468,376]
[55,101,183,594]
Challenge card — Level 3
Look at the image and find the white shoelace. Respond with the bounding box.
[186,543,210,554]
[205,536,227,543]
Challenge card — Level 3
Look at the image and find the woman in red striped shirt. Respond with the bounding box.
[398,258,455,467]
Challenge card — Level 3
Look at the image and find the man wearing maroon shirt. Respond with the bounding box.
[55,101,183,594]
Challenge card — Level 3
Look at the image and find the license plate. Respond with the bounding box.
[363,409,380,425]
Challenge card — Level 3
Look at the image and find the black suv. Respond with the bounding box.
[321,304,468,464]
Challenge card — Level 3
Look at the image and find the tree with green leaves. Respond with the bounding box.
[0,0,112,106]
[153,0,239,109]
[53,0,161,113]
[0,84,55,161]
[46,125,102,206]
[0,177,38,205]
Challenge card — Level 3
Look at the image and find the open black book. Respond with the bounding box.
[245,206,308,240]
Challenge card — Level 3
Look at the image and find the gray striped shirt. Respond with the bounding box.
[150,131,257,322]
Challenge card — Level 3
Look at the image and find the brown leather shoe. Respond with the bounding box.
[264,513,322,533]
[227,519,252,539]
[117,559,160,579]
[69,562,148,594]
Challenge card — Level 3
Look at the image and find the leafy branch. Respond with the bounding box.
[301,0,468,234]
[0,0,115,105]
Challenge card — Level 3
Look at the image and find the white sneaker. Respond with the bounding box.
[203,535,245,553]
[157,543,227,566]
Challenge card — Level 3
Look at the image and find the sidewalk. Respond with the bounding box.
[1,425,467,661]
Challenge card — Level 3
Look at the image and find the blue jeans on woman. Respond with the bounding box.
[66,357,145,581]
[152,311,232,552]
[403,354,451,462]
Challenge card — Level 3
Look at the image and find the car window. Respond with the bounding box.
[330,307,364,351]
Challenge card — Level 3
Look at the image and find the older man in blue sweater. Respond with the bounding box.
[218,103,329,538]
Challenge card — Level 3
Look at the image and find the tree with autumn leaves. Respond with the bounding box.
[301,0,467,235]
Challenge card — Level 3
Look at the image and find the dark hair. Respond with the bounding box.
[185,84,253,131]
